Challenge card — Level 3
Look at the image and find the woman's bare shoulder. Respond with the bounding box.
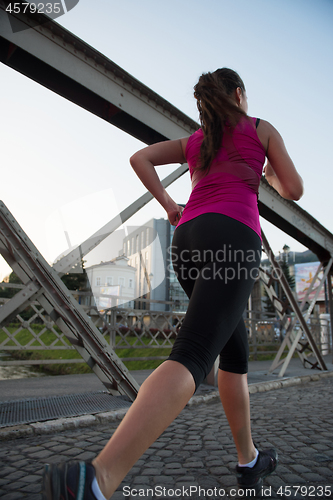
[255,119,280,153]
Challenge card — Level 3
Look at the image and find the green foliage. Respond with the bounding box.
[60,258,88,298]
[61,270,87,291]
[0,272,36,320]
[0,260,88,323]
[9,272,22,284]
[0,272,22,299]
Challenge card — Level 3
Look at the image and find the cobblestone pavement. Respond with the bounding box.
[1,376,333,500]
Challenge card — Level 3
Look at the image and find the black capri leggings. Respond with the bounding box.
[168,213,261,390]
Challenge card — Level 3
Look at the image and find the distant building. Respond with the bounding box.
[85,256,136,310]
[123,219,189,312]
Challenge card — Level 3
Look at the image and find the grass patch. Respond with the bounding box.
[2,325,301,374]
[249,342,300,361]
[0,324,67,348]
[1,324,173,375]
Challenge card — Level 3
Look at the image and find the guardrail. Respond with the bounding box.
[0,289,331,367]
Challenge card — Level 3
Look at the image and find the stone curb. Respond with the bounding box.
[1,371,333,441]
[187,370,333,406]
[0,408,128,441]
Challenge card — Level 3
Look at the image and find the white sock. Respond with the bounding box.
[238,448,259,468]
[91,477,107,500]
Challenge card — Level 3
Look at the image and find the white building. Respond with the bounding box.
[85,256,136,310]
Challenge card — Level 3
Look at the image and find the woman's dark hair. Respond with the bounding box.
[194,68,246,172]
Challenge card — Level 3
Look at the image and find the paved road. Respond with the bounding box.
[1,356,332,402]
[1,374,333,499]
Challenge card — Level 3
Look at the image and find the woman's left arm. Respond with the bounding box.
[130,138,188,225]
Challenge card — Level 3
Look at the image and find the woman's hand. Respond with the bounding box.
[263,161,277,185]
[167,205,184,226]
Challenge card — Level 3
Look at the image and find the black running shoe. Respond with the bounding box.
[236,448,278,496]
[42,461,98,500]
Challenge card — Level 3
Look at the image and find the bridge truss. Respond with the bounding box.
[0,3,332,393]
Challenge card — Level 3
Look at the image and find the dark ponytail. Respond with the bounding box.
[194,68,246,172]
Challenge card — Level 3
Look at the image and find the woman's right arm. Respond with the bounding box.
[258,120,304,201]
[129,137,189,225]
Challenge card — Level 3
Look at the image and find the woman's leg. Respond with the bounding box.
[172,215,260,464]
[218,370,256,464]
[218,318,256,464]
[92,360,195,499]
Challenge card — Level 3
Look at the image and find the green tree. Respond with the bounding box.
[61,270,87,291]
[0,263,88,321]
[0,272,34,321]
[0,271,22,299]
[0,265,88,297]
[60,260,88,307]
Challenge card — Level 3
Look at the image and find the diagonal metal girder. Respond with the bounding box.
[0,280,41,324]
[260,260,327,373]
[261,231,327,375]
[53,164,188,274]
[0,200,140,400]
[258,180,333,262]
[1,4,333,263]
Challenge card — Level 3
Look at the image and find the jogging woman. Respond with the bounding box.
[42,68,303,499]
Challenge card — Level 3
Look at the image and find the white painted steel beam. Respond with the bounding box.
[259,179,333,261]
[0,5,197,143]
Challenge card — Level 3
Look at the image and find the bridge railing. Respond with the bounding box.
[0,287,331,367]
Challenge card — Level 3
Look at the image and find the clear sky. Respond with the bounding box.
[1,0,333,279]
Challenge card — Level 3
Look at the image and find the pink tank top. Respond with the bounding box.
[177,116,266,238]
